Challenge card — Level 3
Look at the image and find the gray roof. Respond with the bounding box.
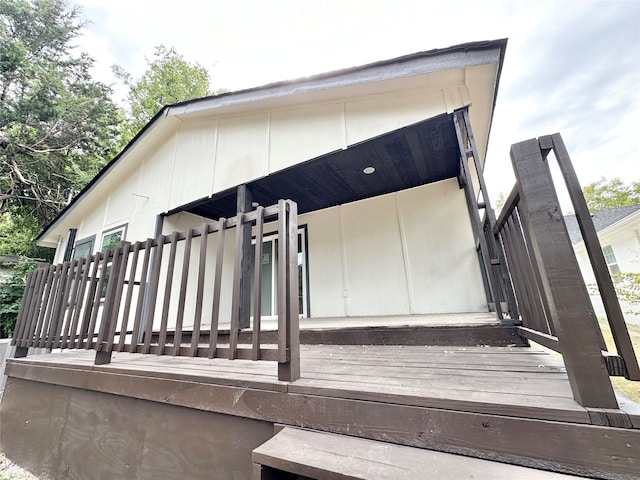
[564,204,640,244]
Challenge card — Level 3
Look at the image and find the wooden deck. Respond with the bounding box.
[4,343,640,478]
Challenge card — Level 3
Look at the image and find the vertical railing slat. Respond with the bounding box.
[14,268,40,347]
[208,220,226,359]
[174,229,193,356]
[70,255,93,348]
[506,216,547,334]
[86,251,112,350]
[26,267,49,348]
[130,239,153,353]
[190,224,208,357]
[60,258,84,349]
[50,261,73,349]
[158,233,179,354]
[499,220,531,324]
[252,208,264,361]
[79,253,103,349]
[511,206,556,335]
[105,242,131,352]
[36,265,59,348]
[229,215,244,360]
[143,236,165,354]
[118,242,141,352]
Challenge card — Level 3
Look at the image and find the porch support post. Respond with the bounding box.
[510,138,618,409]
[237,184,253,330]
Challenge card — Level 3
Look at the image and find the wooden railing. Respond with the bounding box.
[494,133,639,411]
[12,199,301,382]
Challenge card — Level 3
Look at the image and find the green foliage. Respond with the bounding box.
[0,209,54,260]
[0,257,37,337]
[612,272,640,316]
[114,45,211,144]
[588,273,640,316]
[0,0,122,229]
[582,177,640,211]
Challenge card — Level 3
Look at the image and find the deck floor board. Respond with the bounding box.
[10,344,592,423]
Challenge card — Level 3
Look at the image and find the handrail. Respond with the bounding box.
[11,199,301,382]
[493,133,639,410]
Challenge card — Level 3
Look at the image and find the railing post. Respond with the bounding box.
[510,138,618,409]
[237,184,253,330]
[541,134,640,381]
[278,200,300,382]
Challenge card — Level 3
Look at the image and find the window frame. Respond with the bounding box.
[100,224,128,252]
[602,244,620,276]
[72,235,95,260]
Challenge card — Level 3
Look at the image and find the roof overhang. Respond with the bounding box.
[37,39,507,247]
[170,111,460,219]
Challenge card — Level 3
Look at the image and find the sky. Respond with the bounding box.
[73,0,640,206]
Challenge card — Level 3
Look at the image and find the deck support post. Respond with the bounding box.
[453,109,516,321]
[237,184,253,330]
[277,200,300,382]
[510,138,618,409]
[540,134,640,381]
[94,351,112,365]
[13,346,28,358]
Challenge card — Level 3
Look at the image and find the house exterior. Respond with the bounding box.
[36,40,507,327]
[4,39,640,480]
[565,204,640,324]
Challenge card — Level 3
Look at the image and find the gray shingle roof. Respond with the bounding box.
[564,204,640,244]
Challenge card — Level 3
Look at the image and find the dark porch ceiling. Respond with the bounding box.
[176,111,460,220]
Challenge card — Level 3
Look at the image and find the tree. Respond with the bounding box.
[114,45,212,144]
[582,177,640,211]
[0,257,38,337]
[0,0,122,231]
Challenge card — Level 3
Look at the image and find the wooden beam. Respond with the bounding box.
[237,184,253,330]
[544,134,640,381]
[510,138,618,409]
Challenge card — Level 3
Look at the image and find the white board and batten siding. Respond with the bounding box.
[49,61,499,319]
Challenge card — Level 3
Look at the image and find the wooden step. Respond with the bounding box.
[252,427,587,480]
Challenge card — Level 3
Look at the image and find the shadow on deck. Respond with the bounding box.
[2,317,639,479]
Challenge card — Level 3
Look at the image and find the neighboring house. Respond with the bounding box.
[565,204,640,324]
[35,40,506,326]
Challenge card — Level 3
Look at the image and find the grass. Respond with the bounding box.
[598,319,640,402]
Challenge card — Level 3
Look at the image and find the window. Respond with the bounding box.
[99,225,127,298]
[72,236,95,260]
[101,225,127,251]
[602,245,620,275]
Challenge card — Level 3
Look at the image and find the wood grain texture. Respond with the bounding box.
[511,138,617,409]
[0,377,274,480]
[253,427,587,479]
[4,345,640,478]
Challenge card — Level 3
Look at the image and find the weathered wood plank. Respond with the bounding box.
[158,233,179,353]
[6,360,639,479]
[229,213,244,360]
[208,221,225,359]
[237,184,253,330]
[511,138,618,409]
[117,241,141,352]
[130,239,153,352]
[252,207,264,361]
[543,133,640,381]
[173,228,192,356]
[190,224,208,357]
[143,236,165,354]
[253,427,583,480]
